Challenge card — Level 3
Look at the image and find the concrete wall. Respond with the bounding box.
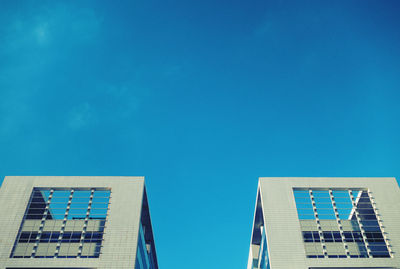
[0,176,146,269]
[258,177,400,269]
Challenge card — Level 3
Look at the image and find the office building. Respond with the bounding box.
[0,176,158,269]
[247,177,400,269]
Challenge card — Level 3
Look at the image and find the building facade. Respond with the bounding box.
[247,177,400,269]
[0,176,158,269]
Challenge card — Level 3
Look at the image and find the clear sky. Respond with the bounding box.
[1,0,400,268]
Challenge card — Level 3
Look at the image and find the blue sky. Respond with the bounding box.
[1,0,400,268]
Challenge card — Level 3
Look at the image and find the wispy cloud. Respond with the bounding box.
[1,3,101,53]
[65,83,143,131]
[67,102,97,130]
[33,22,50,46]
[0,3,102,136]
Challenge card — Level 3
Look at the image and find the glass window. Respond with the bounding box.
[295,188,390,259]
[11,188,111,259]
[294,190,315,220]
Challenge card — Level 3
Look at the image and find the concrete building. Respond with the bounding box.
[0,176,158,269]
[247,177,400,269]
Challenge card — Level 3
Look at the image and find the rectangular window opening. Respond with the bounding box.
[294,188,390,259]
[10,188,111,259]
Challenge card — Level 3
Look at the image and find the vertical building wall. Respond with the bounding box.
[0,176,158,269]
[248,177,400,269]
